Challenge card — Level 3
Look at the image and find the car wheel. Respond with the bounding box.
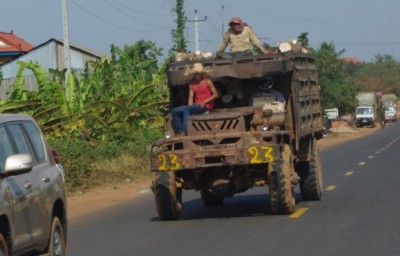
[0,233,9,256]
[47,216,66,256]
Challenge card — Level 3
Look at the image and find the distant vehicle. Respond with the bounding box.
[324,108,339,128]
[381,93,398,123]
[384,105,397,123]
[325,108,339,121]
[0,114,67,256]
[355,92,381,128]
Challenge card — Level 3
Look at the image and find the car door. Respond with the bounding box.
[21,120,54,242]
[0,125,34,251]
[9,121,52,243]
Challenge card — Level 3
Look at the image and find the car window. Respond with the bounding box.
[8,123,31,155]
[22,121,46,163]
[0,126,15,172]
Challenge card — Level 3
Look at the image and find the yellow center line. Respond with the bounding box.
[358,162,366,166]
[325,185,336,191]
[368,156,374,159]
[289,208,308,218]
[345,171,354,176]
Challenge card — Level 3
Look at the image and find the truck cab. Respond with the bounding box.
[384,105,397,123]
[356,106,376,127]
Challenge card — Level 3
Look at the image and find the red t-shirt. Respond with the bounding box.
[191,79,214,110]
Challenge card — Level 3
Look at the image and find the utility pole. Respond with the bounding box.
[61,0,71,73]
[186,10,206,52]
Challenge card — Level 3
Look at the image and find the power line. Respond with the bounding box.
[70,0,170,33]
[227,6,400,33]
[104,0,172,28]
[109,0,174,17]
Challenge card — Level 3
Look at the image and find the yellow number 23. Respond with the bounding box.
[248,146,274,164]
[157,154,180,171]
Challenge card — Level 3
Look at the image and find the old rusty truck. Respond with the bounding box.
[150,51,325,220]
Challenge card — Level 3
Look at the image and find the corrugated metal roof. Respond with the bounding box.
[0,31,34,53]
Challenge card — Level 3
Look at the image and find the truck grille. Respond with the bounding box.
[189,119,243,134]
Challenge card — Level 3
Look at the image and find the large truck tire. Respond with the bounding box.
[268,144,295,214]
[200,188,224,206]
[152,171,182,220]
[297,138,323,201]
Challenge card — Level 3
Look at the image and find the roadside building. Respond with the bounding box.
[0,30,34,64]
[0,37,105,99]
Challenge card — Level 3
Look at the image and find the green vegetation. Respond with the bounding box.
[1,2,400,193]
[0,42,168,193]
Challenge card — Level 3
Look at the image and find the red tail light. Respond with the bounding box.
[51,148,61,164]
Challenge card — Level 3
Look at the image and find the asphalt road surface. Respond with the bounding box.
[68,123,400,256]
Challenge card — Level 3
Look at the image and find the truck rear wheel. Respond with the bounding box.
[297,138,323,201]
[268,144,295,214]
[201,189,224,206]
[152,171,182,220]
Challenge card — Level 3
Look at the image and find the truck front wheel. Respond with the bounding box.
[268,144,295,214]
[297,138,323,201]
[152,171,182,220]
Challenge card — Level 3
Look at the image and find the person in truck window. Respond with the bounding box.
[252,77,286,106]
[216,16,268,59]
[171,63,219,136]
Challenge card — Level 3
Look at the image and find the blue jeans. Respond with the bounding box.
[172,104,209,134]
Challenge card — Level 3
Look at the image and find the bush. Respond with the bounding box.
[48,126,163,192]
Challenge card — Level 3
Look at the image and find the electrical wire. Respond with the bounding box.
[104,0,172,28]
[227,6,400,33]
[70,0,171,33]
[109,0,174,17]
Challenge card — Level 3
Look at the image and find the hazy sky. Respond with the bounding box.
[1,0,400,62]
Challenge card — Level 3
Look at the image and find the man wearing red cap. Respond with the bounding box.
[216,16,267,59]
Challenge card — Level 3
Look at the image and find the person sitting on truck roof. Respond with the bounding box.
[251,77,286,106]
[216,16,268,59]
[171,63,219,136]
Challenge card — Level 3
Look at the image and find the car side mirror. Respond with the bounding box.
[4,154,33,175]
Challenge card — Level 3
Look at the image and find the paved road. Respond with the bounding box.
[67,123,400,256]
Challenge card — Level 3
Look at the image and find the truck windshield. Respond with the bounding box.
[356,108,372,114]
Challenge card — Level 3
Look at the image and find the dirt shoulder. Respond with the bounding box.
[67,126,380,219]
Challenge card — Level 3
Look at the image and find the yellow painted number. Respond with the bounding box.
[157,154,180,171]
[248,146,274,163]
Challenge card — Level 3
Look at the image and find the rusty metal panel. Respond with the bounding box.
[150,132,282,172]
[167,54,291,86]
[152,52,324,173]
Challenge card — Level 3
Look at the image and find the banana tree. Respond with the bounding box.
[1,40,169,142]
